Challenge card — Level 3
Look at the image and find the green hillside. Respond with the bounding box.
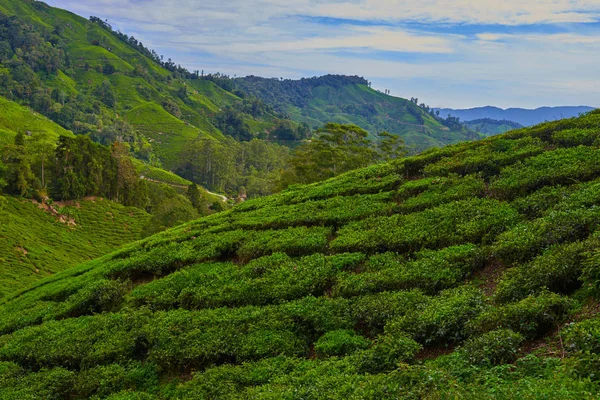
[0,96,73,145]
[0,0,290,169]
[1,111,600,397]
[235,75,480,152]
[0,196,150,301]
[465,118,524,136]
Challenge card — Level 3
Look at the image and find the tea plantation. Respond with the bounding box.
[2,111,600,398]
[0,197,150,301]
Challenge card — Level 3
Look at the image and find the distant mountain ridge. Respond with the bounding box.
[435,106,595,127]
[235,75,480,153]
[464,118,524,136]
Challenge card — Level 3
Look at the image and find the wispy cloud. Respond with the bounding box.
[44,0,600,108]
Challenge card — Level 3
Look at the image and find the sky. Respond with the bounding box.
[45,0,600,109]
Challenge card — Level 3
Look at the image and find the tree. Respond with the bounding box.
[2,132,34,196]
[111,142,140,206]
[28,132,56,190]
[186,183,210,215]
[282,123,377,185]
[377,131,407,162]
[271,120,298,141]
[96,80,116,107]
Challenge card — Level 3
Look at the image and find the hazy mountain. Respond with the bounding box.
[464,118,524,136]
[235,75,480,153]
[435,106,595,126]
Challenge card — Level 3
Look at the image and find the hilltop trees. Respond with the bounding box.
[282,123,406,185]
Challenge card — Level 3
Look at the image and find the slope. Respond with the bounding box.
[0,0,288,169]
[436,105,596,126]
[1,111,600,397]
[0,196,150,301]
[0,96,73,145]
[235,75,480,152]
[464,118,524,136]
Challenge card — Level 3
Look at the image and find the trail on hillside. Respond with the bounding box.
[141,177,228,202]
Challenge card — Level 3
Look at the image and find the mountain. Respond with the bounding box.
[0,0,292,170]
[1,111,600,397]
[0,0,477,177]
[235,75,480,153]
[435,105,595,127]
[464,118,524,136]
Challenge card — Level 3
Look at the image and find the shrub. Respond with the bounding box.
[350,290,430,335]
[388,286,486,346]
[333,245,482,297]
[460,329,525,366]
[54,279,129,318]
[314,330,371,358]
[332,199,520,254]
[564,318,600,354]
[490,146,600,199]
[396,174,485,214]
[354,333,422,374]
[552,128,600,147]
[423,137,545,178]
[493,208,600,266]
[494,241,588,303]
[470,292,572,339]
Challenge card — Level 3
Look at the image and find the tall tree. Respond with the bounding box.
[2,132,34,196]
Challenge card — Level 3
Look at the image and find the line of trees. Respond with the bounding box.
[1,133,148,207]
[176,123,407,197]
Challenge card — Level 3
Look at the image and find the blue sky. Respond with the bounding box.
[45,0,600,109]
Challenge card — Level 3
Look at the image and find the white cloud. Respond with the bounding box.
[43,0,600,108]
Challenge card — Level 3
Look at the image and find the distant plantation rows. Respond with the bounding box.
[0,111,600,397]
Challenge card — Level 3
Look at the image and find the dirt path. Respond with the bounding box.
[141,177,228,202]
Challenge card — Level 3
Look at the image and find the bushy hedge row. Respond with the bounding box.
[3,111,600,397]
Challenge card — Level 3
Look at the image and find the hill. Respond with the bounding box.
[464,118,524,136]
[235,75,480,152]
[1,110,600,397]
[0,96,73,146]
[0,0,293,169]
[0,196,150,301]
[435,105,595,127]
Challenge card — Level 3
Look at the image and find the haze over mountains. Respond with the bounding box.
[435,106,596,127]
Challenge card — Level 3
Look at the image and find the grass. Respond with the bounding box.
[0,110,599,397]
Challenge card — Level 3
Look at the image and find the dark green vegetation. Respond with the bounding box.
[464,118,524,136]
[0,0,470,201]
[0,0,294,183]
[234,76,480,152]
[0,95,220,298]
[1,111,600,398]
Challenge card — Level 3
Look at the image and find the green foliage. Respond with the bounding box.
[470,292,572,339]
[389,286,486,345]
[460,329,525,366]
[353,333,422,374]
[314,330,371,358]
[331,198,520,253]
[333,245,483,297]
[0,101,600,397]
[495,240,590,303]
[564,318,600,354]
[491,146,600,199]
